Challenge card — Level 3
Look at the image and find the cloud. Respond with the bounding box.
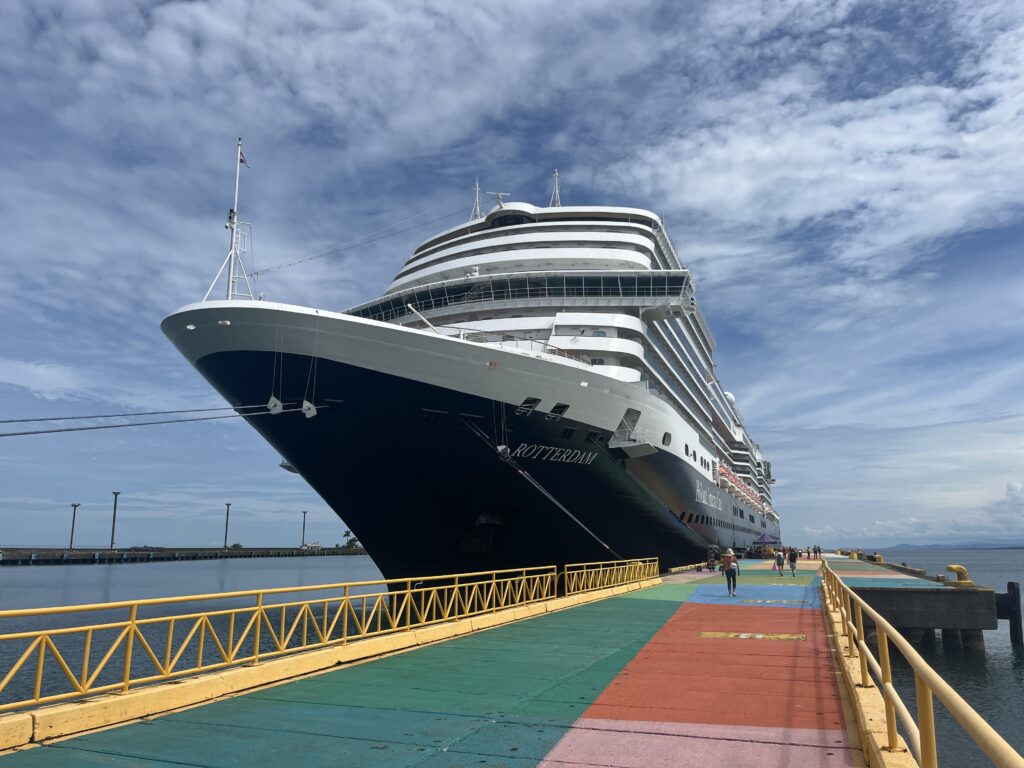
[0,359,91,401]
[0,0,1023,549]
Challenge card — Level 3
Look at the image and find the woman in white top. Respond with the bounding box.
[723,548,739,596]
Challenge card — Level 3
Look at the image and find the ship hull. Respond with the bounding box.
[163,302,779,579]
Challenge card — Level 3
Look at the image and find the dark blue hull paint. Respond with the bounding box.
[195,351,776,579]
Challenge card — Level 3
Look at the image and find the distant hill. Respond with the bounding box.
[881,542,1024,550]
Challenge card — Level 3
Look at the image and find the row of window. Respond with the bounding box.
[683,510,759,536]
[412,221,658,264]
[732,505,755,525]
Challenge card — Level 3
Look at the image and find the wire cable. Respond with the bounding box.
[0,405,324,438]
[0,405,266,425]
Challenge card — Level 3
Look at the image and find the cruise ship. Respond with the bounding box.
[163,183,780,579]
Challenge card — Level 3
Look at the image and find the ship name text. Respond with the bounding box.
[510,443,598,465]
[696,482,723,510]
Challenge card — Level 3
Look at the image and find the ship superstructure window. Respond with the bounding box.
[515,397,541,416]
[348,272,692,323]
[662,432,671,446]
[593,330,607,337]
[490,214,535,228]
[590,358,605,366]
[547,403,570,421]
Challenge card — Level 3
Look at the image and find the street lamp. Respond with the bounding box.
[301,510,307,548]
[109,492,121,550]
[69,503,80,550]
[223,503,232,549]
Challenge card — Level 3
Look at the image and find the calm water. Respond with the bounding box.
[880,547,1024,764]
[0,555,382,611]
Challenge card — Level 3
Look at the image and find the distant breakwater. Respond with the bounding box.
[0,546,367,566]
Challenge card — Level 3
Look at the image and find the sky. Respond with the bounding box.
[1,0,1022,553]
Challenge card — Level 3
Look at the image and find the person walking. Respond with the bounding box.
[788,546,799,577]
[774,549,785,577]
[723,548,739,596]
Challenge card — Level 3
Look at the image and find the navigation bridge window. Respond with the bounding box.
[490,214,535,228]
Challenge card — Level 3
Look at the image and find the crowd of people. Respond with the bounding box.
[705,544,826,595]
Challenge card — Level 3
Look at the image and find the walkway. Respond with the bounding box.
[2,558,861,767]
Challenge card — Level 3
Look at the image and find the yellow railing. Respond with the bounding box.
[821,562,1024,768]
[562,557,659,594]
[0,559,658,713]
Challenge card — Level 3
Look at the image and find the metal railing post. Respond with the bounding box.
[915,673,938,768]
[253,593,263,663]
[122,604,138,692]
[855,603,871,687]
[843,591,856,657]
[877,632,899,751]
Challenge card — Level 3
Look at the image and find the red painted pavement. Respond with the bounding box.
[540,586,860,766]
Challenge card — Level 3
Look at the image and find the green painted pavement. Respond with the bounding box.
[2,589,686,767]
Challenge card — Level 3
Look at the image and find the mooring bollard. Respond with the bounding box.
[996,582,1022,646]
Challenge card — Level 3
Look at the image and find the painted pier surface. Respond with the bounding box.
[1,559,859,767]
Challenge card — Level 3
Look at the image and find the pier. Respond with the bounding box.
[0,545,366,567]
[1,556,1021,766]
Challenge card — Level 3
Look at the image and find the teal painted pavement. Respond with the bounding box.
[828,557,952,589]
[1,589,686,767]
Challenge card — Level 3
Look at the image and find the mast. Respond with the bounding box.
[549,169,561,207]
[203,137,255,302]
[226,138,243,299]
[470,178,482,220]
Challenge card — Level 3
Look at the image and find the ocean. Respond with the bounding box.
[880,547,1024,764]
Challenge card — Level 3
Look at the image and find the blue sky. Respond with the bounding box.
[1,0,1022,551]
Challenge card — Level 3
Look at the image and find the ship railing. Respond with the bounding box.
[354,282,691,324]
[821,561,1024,768]
[432,326,588,365]
[0,559,659,713]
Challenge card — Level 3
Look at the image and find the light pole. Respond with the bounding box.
[109,492,121,550]
[223,503,232,549]
[301,510,307,548]
[69,503,80,550]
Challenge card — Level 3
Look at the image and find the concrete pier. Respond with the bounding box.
[829,556,999,650]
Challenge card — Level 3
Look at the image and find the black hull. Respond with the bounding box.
[196,351,775,579]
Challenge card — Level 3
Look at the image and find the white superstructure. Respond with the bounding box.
[349,200,777,527]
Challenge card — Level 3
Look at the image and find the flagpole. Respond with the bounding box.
[226,138,242,300]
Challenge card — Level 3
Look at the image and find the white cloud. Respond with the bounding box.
[1,0,1023,548]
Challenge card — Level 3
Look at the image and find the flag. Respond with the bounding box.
[240,148,250,168]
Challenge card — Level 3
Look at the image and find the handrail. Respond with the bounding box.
[0,559,658,712]
[821,561,1024,767]
[562,557,659,595]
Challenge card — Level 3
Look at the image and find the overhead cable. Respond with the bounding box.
[0,405,266,425]
[0,405,322,438]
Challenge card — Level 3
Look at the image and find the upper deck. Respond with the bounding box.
[388,202,684,294]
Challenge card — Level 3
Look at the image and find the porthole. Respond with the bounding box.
[662,432,671,447]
